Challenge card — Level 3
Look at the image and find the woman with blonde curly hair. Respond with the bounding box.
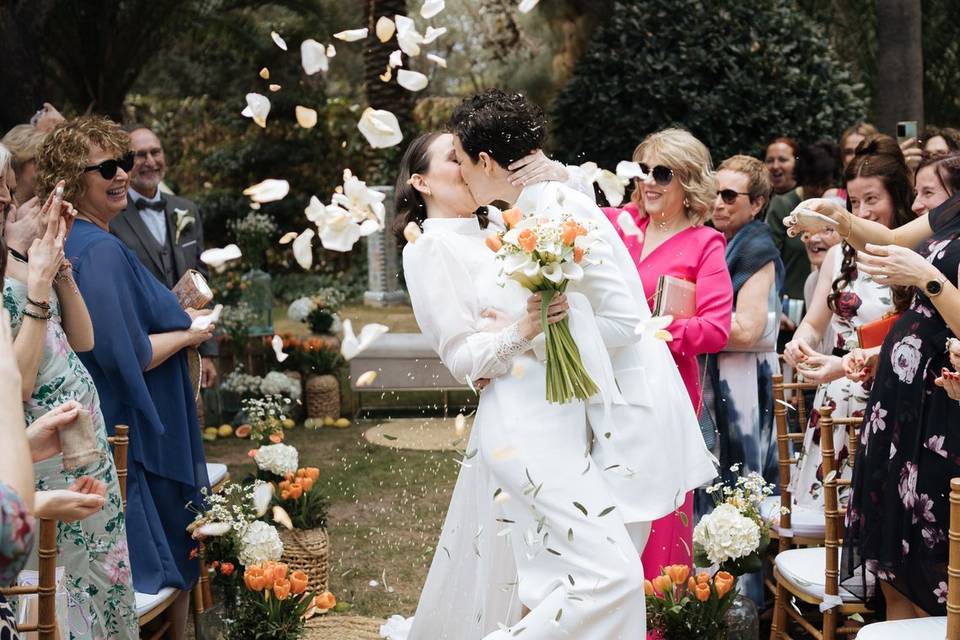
[603,127,732,580]
[36,116,213,639]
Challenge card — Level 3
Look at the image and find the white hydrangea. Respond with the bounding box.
[287,296,317,322]
[254,443,299,476]
[238,520,284,566]
[260,371,302,400]
[693,503,761,566]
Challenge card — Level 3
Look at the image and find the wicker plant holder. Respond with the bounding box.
[279,527,330,592]
[306,374,340,419]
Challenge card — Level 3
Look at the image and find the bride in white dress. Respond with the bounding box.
[386,131,716,640]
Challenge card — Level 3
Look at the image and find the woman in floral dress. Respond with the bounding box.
[787,157,960,618]
[785,135,914,510]
[3,182,137,636]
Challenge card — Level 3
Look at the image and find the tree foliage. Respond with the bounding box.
[552,0,868,168]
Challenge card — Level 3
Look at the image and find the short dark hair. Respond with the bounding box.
[795,139,840,192]
[447,89,547,167]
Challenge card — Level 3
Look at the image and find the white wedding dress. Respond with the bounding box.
[385,182,717,640]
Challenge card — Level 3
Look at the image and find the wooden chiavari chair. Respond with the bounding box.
[0,518,58,639]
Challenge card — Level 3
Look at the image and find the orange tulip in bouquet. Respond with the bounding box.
[233,560,337,638]
[645,565,738,639]
[485,207,599,403]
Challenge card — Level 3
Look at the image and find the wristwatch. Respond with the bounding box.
[925,275,948,297]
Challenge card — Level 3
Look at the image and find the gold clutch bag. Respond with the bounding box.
[653,275,697,319]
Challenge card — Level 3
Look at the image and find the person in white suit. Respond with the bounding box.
[383,91,716,640]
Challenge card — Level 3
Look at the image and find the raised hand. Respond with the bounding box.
[26,182,67,303]
[508,150,569,187]
[785,198,849,239]
[26,400,83,462]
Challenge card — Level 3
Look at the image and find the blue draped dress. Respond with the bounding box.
[65,219,210,594]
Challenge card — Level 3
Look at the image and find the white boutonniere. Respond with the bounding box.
[174,208,195,243]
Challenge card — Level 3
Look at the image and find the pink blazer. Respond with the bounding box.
[603,203,733,411]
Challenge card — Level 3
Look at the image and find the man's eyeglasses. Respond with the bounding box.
[83,152,134,180]
[718,189,751,205]
[638,163,674,186]
[134,147,163,161]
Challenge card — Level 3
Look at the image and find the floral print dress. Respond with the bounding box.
[3,279,138,639]
[841,196,960,614]
[790,245,894,510]
[0,483,35,639]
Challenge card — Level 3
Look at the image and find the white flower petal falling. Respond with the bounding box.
[518,0,540,13]
[616,160,647,179]
[376,16,396,42]
[271,31,288,50]
[357,107,403,148]
[420,0,445,19]
[389,49,404,68]
[334,28,368,42]
[595,169,628,207]
[403,221,422,244]
[271,334,289,362]
[301,39,329,75]
[326,43,336,57]
[340,320,389,360]
[422,26,447,44]
[268,83,281,92]
[356,370,378,387]
[397,69,429,92]
[259,67,270,79]
[295,105,318,129]
[243,178,290,203]
[279,231,298,245]
[241,93,271,128]
[394,15,424,57]
[190,304,222,331]
[200,244,242,270]
[426,53,447,68]
[291,228,315,269]
[616,210,643,241]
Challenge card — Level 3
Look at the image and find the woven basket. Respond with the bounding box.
[279,527,330,592]
[306,374,340,419]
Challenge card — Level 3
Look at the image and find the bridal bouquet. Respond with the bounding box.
[693,467,779,575]
[485,207,598,403]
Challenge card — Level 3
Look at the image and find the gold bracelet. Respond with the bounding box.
[839,212,853,240]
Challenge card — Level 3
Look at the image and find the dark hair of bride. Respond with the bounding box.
[829,134,914,314]
[393,132,488,247]
[448,89,547,167]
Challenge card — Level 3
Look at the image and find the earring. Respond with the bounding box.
[683,198,689,208]
[424,187,432,196]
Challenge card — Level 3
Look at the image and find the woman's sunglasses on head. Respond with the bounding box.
[83,152,135,180]
[638,163,674,186]
[718,189,751,205]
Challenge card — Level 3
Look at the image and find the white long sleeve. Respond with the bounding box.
[569,233,642,349]
[403,234,528,384]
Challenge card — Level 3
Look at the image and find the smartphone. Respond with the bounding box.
[896,120,918,145]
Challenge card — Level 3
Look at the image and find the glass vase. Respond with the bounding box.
[241,268,273,337]
[723,594,759,640]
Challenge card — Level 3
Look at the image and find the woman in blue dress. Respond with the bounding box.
[36,116,212,638]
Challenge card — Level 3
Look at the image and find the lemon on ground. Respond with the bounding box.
[322,416,335,427]
[218,424,234,437]
[333,417,351,428]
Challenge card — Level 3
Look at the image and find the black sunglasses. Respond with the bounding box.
[718,189,751,205]
[638,163,674,186]
[83,152,134,180]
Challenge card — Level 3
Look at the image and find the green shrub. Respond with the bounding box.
[552,0,868,167]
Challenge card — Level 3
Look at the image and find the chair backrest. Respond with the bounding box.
[0,518,58,639]
[107,424,129,511]
[772,373,820,552]
[948,477,960,640]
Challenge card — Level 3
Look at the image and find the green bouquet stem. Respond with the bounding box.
[539,285,599,403]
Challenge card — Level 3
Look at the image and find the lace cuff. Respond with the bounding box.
[494,322,531,364]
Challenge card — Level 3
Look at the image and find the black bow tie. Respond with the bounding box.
[135,197,167,212]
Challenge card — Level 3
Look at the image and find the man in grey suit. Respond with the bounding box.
[111,125,219,387]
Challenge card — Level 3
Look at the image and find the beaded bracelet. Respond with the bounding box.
[26,296,50,310]
[23,309,51,321]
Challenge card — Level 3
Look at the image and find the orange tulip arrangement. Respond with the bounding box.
[645,565,739,639]
[485,207,599,403]
[274,467,328,530]
[232,561,337,638]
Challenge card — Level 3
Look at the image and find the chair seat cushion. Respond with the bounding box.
[856,617,946,638]
[206,463,228,487]
[775,547,871,603]
[761,496,825,538]
[135,586,178,617]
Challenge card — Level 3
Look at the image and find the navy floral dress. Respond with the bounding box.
[841,194,960,614]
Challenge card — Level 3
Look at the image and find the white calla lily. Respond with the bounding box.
[357,107,403,148]
[341,320,389,361]
[541,262,564,283]
[271,31,288,50]
[292,228,315,269]
[420,0,444,18]
[241,93,271,128]
[560,260,585,282]
[635,315,674,341]
[272,506,294,530]
[397,69,428,92]
[334,28,368,42]
[376,16,396,42]
[252,481,274,517]
[243,178,289,203]
[300,39,328,75]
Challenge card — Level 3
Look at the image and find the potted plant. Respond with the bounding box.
[645,566,739,640]
[231,561,336,639]
[282,337,343,421]
[286,288,345,336]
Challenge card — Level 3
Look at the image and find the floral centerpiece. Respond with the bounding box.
[645,565,738,640]
[231,560,337,639]
[217,302,259,356]
[242,395,294,446]
[287,288,345,335]
[270,335,343,377]
[484,208,598,403]
[693,467,778,576]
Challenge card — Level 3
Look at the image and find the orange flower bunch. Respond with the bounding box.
[243,561,309,600]
[645,566,736,603]
[645,566,738,637]
[278,467,320,500]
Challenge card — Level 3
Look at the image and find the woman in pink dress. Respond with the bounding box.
[604,128,733,582]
